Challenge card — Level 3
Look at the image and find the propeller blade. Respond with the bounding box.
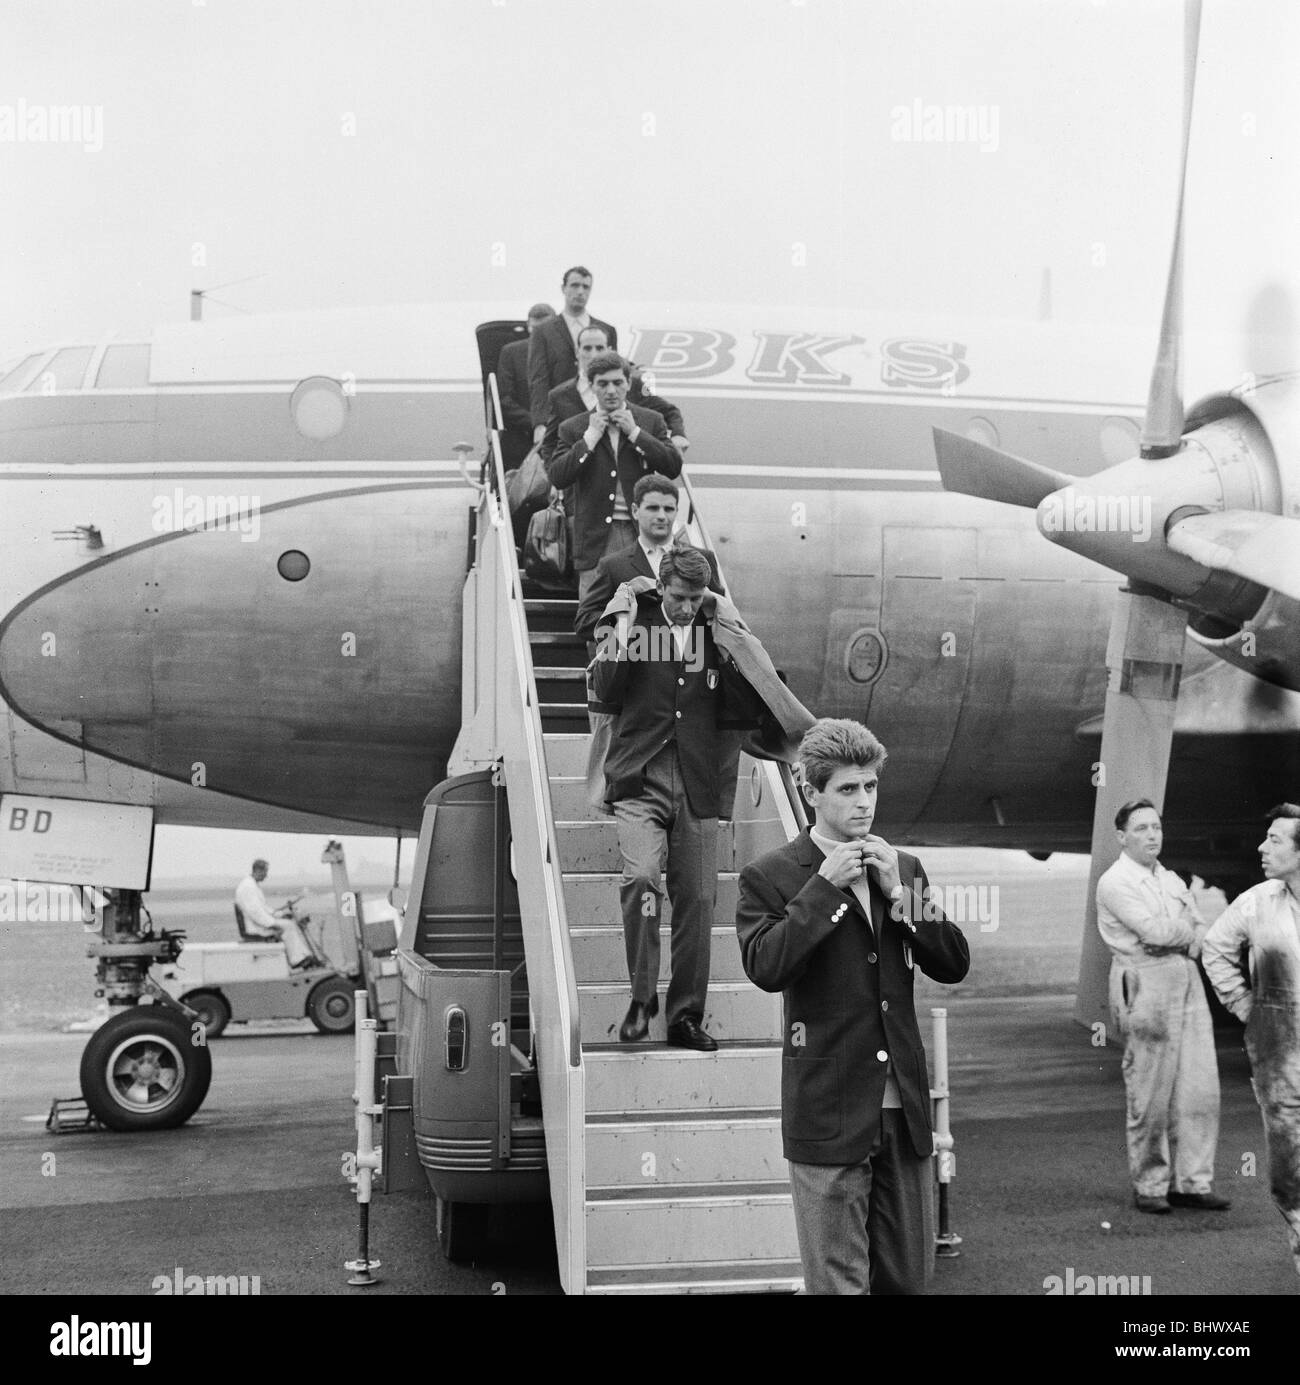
[1075,590,1189,1029]
[1140,0,1202,458]
[1167,509,1300,603]
[932,427,1073,509]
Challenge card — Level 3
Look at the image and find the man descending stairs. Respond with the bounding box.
[523,583,803,1293]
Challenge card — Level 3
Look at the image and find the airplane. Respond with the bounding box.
[0,0,1294,1103]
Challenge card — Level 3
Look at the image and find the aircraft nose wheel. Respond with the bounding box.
[79,1008,213,1131]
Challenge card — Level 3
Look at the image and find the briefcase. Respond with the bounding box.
[523,493,572,588]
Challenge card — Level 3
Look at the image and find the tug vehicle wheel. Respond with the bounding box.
[306,977,356,1034]
[182,990,231,1040]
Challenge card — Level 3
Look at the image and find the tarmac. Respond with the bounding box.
[2,996,1294,1300]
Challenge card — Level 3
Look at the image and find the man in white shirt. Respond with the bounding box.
[1096,798,1227,1213]
[234,859,315,969]
[1203,803,1300,1275]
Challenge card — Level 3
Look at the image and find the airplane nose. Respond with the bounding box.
[0,541,156,763]
[0,485,451,826]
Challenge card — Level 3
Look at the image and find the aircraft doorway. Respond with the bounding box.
[866,526,977,828]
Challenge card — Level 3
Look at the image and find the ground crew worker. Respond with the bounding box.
[1095,799,1228,1214]
[1203,803,1300,1275]
[234,859,316,970]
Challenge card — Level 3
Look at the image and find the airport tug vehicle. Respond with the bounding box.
[155,841,402,1040]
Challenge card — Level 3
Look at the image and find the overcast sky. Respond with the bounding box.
[3,0,1295,878]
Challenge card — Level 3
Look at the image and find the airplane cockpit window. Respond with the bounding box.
[94,343,152,388]
[24,346,93,393]
[0,353,44,393]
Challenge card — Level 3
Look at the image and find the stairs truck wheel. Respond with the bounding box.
[182,990,230,1040]
[306,977,355,1034]
[436,1196,490,1262]
[79,1008,213,1132]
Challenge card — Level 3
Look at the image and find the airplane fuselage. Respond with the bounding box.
[2,307,1296,875]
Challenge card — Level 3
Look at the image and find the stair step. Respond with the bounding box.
[539,710,589,735]
[577,980,779,1045]
[535,670,586,702]
[563,873,741,927]
[585,1187,798,1267]
[585,1261,802,1294]
[585,1112,786,1189]
[549,776,605,821]
[569,925,746,983]
[544,733,593,775]
[556,819,735,873]
[584,1042,780,1114]
[523,598,579,634]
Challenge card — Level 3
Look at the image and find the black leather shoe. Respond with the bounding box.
[618,995,659,1042]
[1133,1193,1172,1214]
[1167,1190,1231,1210]
[666,1017,718,1052]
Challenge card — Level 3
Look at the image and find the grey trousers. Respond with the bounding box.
[1108,955,1220,1197]
[788,1110,935,1295]
[612,743,717,1025]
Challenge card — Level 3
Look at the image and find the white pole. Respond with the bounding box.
[931,1007,961,1256]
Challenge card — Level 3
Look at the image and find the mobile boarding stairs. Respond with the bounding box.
[358,362,956,1294]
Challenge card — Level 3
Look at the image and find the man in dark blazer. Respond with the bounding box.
[573,473,720,644]
[496,302,554,470]
[527,265,617,436]
[540,324,688,463]
[546,352,680,605]
[737,718,970,1294]
[591,547,764,1051]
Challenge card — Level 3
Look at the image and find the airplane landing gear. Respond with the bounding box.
[77,887,210,1131]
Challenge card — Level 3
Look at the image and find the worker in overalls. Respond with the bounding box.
[1203,803,1300,1274]
[1096,799,1228,1214]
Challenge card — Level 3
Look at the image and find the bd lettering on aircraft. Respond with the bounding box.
[629,328,969,391]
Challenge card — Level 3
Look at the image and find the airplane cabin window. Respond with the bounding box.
[25,346,94,393]
[95,343,152,388]
[0,353,44,393]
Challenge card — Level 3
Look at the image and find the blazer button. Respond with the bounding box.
[675,711,682,719]
[867,952,877,964]
[678,677,685,686]
[604,516,612,523]
[876,1050,888,1062]
[881,1000,889,1012]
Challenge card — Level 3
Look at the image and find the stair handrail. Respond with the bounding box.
[479,377,582,1067]
[459,377,586,1289]
[675,470,809,835]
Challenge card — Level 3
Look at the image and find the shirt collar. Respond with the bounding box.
[1113,851,1163,885]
